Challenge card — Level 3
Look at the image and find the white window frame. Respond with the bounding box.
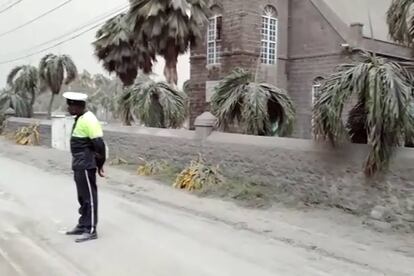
[261,6,278,65]
[207,14,222,65]
[311,81,322,137]
[311,83,321,105]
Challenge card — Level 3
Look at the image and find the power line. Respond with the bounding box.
[14,4,128,53]
[0,7,128,65]
[0,5,128,59]
[0,0,19,9]
[0,0,73,39]
[0,0,22,14]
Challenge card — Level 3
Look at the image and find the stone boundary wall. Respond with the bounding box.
[4,117,52,148]
[4,117,414,230]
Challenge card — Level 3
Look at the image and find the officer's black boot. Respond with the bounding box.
[75,231,98,243]
[66,226,86,235]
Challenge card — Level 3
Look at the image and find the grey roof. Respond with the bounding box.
[322,0,392,43]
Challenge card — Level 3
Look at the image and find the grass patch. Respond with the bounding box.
[199,178,274,208]
[112,156,275,209]
[137,159,181,184]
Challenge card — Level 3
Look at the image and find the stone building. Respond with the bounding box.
[189,0,412,138]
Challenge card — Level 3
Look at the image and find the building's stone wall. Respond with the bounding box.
[5,117,414,230]
[190,0,413,139]
[189,0,290,128]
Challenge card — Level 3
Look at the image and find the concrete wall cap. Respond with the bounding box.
[194,112,217,127]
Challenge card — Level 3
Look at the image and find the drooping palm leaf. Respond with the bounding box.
[313,52,414,176]
[0,89,31,117]
[128,0,210,84]
[93,13,155,86]
[38,53,78,117]
[6,65,39,117]
[117,75,187,127]
[39,54,78,94]
[211,68,295,137]
[61,55,78,85]
[387,0,414,46]
[117,86,134,125]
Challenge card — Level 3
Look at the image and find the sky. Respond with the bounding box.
[0,0,190,88]
[324,0,392,42]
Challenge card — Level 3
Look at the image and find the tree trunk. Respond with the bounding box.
[123,109,132,126]
[28,105,34,118]
[47,93,55,118]
[163,42,179,86]
[29,92,36,118]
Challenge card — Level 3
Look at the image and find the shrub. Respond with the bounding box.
[14,124,40,145]
[173,156,223,191]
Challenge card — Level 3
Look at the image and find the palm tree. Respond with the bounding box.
[211,68,296,137]
[387,0,414,47]
[93,13,155,86]
[117,75,187,128]
[128,0,210,85]
[6,65,39,117]
[313,52,414,176]
[0,88,31,117]
[38,54,78,117]
[88,87,118,121]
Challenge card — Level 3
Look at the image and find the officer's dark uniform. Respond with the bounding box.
[70,111,106,236]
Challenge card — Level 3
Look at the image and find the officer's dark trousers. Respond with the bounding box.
[74,169,98,233]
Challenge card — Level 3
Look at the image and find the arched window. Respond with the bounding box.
[261,6,278,65]
[207,6,222,65]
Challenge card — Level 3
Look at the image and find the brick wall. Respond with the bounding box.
[287,0,347,138]
[190,0,343,135]
[5,117,414,231]
[288,54,349,138]
[189,0,289,128]
[189,0,413,139]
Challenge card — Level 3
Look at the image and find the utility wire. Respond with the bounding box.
[15,4,128,53]
[0,0,73,39]
[0,0,22,15]
[0,7,128,65]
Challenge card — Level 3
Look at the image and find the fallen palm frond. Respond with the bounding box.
[173,156,223,191]
[109,157,129,166]
[14,124,40,145]
[137,160,169,176]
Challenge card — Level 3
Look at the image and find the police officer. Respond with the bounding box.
[63,92,106,243]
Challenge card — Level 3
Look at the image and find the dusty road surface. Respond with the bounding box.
[0,144,413,275]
